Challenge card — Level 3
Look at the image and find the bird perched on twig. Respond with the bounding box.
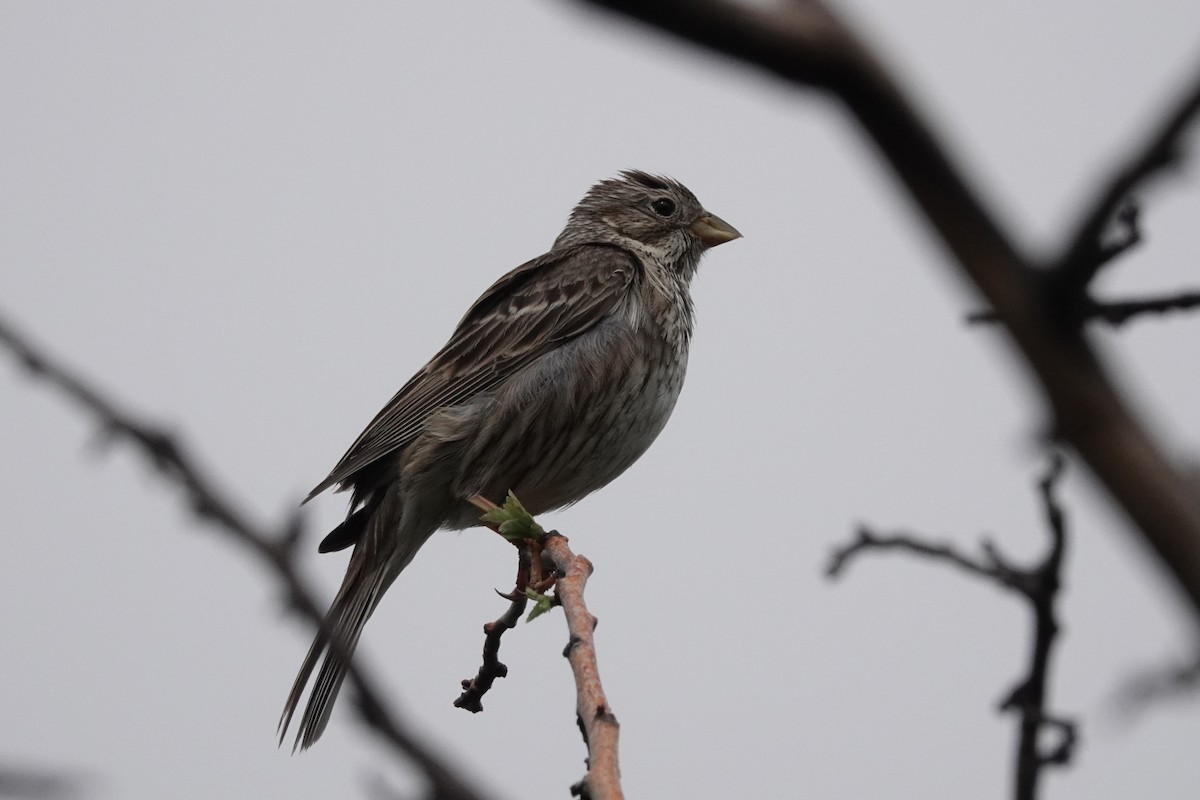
[280,170,741,749]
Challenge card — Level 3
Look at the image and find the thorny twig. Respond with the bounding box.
[828,453,1077,800]
[0,311,493,800]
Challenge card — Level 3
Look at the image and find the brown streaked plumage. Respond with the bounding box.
[280,170,740,749]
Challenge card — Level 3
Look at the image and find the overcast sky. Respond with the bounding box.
[4,2,1200,798]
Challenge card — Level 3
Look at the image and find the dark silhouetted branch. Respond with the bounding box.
[1053,79,1200,289]
[0,311,493,800]
[1092,202,1143,271]
[828,454,1076,800]
[966,197,1199,328]
[968,290,1200,328]
[828,527,1023,589]
[578,0,1200,623]
[1087,292,1200,326]
[1002,454,1076,800]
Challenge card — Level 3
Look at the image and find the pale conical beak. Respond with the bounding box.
[691,212,742,248]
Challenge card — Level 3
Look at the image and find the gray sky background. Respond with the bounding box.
[4,2,1200,798]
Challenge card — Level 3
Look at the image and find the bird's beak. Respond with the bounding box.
[691,213,742,248]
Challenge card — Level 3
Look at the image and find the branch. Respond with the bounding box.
[578,0,1200,622]
[1087,291,1200,326]
[0,311,494,800]
[454,549,532,713]
[828,453,1077,800]
[1091,202,1144,271]
[464,496,623,799]
[966,202,1194,328]
[455,532,556,713]
[1001,453,1076,800]
[965,202,1199,328]
[968,288,1200,327]
[542,533,622,800]
[827,527,1027,592]
[1054,78,1200,289]
[968,290,1200,327]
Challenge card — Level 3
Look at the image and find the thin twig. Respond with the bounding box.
[455,543,533,712]
[1092,202,1143,270]
[0,310,493,800]
[455,495,557,713]
[1088,292,1200,326]
[1001,453,1075,800]
[1054,77,1200,287]
[828,454,1076,800]
[967,290,1200,327]
[968,290,1200,327]
[827,527,1023,591]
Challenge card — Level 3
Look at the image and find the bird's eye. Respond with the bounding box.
[650,198,676,217]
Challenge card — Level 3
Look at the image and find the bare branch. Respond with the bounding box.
[967,201,1190,328]
[542,533,622,800]
[1092,202,1144,271]
[827,526,1025,591]
[966,200,1195,328]
[1054,76,1200,288]
[459,497,621,798]
[1000,453,1074,800]
[455,543,533,713]
[969,289,1200,328]
[0,310,494,800]
[829,453,1076,800]
[1088,292,1200,326]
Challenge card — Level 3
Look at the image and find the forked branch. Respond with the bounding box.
[829,454,1077,800]
[466,495,623,799]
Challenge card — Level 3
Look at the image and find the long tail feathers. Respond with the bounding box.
[279,487,427,751]
[278,562,388,751]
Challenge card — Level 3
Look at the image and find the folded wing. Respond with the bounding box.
[306,243,640,500]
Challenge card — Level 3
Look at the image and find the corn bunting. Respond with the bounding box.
[280,170,740,748]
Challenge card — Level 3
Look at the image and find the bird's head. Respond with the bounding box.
[554,170,741,280]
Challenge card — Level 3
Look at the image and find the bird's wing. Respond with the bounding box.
[306,243,640,500]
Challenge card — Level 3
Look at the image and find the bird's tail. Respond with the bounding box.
[278,491,427,751]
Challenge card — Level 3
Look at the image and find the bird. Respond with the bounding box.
[279,170,741,749]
